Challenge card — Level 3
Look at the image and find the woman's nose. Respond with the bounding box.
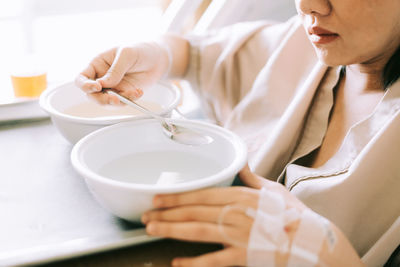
[296,0,332,17]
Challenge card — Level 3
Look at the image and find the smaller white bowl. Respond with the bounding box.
[39,81,180,144]
[71,119,247,222]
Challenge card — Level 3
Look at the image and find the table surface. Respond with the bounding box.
[43,240,221,267]
[0,118,219,266]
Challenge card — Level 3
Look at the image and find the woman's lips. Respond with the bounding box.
[308,26,339,44]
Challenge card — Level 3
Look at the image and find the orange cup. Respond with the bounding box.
[11,72,47,98]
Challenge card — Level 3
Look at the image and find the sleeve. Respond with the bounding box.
[183,16,300,125]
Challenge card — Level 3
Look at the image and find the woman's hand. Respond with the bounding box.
[141,165,305,267]
[143,186,256,267]
[75,42,170,105]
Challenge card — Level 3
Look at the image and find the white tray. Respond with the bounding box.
[0,120,158,266]
[0,98,48,122]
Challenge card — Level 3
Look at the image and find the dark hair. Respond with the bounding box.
[383,45,400,89]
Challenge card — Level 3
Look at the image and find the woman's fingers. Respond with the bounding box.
[77,71,144,105]
[77,56,111,90]
[142,205,253,227]
[76,56,112,104]
[97,46,136,89]
[85,91,118,105]
[146,221,250,246]
[238,165,294,194]
[238,164,264,189]
[153,186,259,209]
[110,77,144,100]
[75,47,141,104]
[172,247,247,267]
[75,73,102,94]
[81,83,143,106]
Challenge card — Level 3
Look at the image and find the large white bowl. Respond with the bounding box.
[39,81,180,144]
[71,119,247,222]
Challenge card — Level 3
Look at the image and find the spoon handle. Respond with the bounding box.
[106,90,167,122]
[105,90,213,146]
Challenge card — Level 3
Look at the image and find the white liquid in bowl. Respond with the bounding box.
[98,150,223,185]
[63,101,163,118]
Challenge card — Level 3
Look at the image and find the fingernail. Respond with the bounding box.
[141,213,149,224]
[146,223,156,235]
[172,258,181,267]
[132,88,143,98]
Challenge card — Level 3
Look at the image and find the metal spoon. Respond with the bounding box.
[106,90,213,146]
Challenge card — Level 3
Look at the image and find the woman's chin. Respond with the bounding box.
[315,51,348,67]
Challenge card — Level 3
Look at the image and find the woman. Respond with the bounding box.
[75,0,400,266]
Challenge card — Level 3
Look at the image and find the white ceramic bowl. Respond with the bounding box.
[71,119,247,222]
[39,81,180,144]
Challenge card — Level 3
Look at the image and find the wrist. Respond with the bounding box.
[160,34,190,78]
[153,40,173,80]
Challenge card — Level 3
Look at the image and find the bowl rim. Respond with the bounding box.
[70,118,248,193]
[39,81,181,125]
